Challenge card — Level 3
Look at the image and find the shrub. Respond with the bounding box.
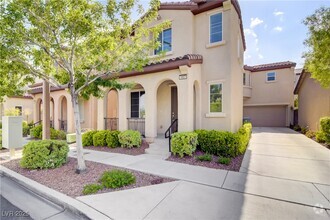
[30,125,42,139]
[195,130,239,157]
[23,125,30,137]
[93,130,111,146]
[171,132,198,158]
[0,130,2,149]
[82,130,98,146]
[118,130,141,148]
[83,184,104,195]
[301,126,308,134]
[293,125,301,131]
[319,117,330,143]
[316,131,326,143]
[99,170,136,189]
[20,140,69,169]
[236,123,252,155]
[0,122,2,129]
[218,157,231,165]
[106,130,121,148]
[305,130,316,139]
[195,154,212,162]
[56,129,67,140]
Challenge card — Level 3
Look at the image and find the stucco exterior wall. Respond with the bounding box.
[1,97,34,122]
[298,73,330,131]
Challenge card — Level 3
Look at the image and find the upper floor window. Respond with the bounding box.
[210,12,223,43]
[154,28,172,55]
[266,72,276,82]
[209,83,223,113]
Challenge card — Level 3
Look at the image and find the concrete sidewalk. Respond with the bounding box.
[70,127,330,219]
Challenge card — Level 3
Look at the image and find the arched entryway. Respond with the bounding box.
[59,96,68,131]
[36,98,42,122]
[128,84,145,136]
[156,80,178,135]
[105,89,119,130]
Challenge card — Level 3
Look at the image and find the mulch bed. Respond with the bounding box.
[83,140,149,155]
[2,158,174,198]
[166,150,245,171]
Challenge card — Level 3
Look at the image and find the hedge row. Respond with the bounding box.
[171,123,252,158]
[316,117,330,144]
[30,125,66,140]
[82,130,141,148]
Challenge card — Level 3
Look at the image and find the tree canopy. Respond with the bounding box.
[0,0,167,171]
[303,6,330,88]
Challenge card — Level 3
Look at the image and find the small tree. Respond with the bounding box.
[303,7,330,88]
[1,0,167,172]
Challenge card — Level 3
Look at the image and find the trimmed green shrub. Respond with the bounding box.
[316,131,326,143]
[99,170,136,189]
[319,117,330,143]
[195,154,212,162]
[218,157,231,165]
[293,125,301,131]
[20,140,69,169]
[23,125,30,137]
[83,184,104,195]
[305,130,316,139]
[301,126,308,134]
[82,130,98,146]
[118,130,141,148]
[171,132,198,158]
[93,130,111,146]
[0,122,2,129]
[30,125,42,138]
[56,129,67,140]
[106,130,121,148]
[236,123,252,155]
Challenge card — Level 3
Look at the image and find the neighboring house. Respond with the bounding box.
[243,61,296,127]
[294,70,330,131]
[29,0,246,143]
[0,95,34,122]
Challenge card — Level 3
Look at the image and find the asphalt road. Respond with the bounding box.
[0,195,32,220]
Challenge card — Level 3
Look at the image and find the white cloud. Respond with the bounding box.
[244,28,257,38]
[273,11,284,16]
[255,38,259,44]
[244,54,252,60]
[250,17,264,29]
[258,54,264,59]
[273,26,283,32]
[256,47,260,52]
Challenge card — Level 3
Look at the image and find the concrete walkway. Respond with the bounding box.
[71,127,330,219]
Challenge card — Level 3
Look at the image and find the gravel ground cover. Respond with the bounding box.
[2,158,174,197]
[83,140,149,156]
[166,150,245,171]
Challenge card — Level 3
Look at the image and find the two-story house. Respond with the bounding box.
[243,61,296,127]
[30,0,246,143]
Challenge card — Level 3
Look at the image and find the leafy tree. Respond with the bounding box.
[1,0,167,172]
[303,7,330,88]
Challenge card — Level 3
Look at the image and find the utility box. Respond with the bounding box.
[2,116,23,149]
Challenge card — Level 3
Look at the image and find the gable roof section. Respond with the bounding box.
[294,69,308,94]
[159,0,246,50]
[244,61,296,72]
[29,85,66,94]
[118,54,203,78]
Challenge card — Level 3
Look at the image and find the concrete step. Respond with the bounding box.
[145,138,171,159]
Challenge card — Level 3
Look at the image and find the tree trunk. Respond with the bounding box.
[70,89,86,173]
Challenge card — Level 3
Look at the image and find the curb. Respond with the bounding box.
[0,165,112,220]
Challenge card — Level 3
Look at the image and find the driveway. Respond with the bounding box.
[240,127,330,185]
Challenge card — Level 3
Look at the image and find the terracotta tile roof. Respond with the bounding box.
[8,95,33,99]
[244,61,296,72]
[148,54,203,66]
[29,85,66,95]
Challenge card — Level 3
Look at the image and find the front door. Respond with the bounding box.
[171,87,178,132]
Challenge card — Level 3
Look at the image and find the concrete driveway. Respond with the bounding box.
[240,127,330,185]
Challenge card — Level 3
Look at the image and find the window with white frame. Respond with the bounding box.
[154,28,172,55]
[266,72,276,82]
[209,83,223,113]
[210,12,223,43]
[131,91,145,118]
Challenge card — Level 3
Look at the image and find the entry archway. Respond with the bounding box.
[105,89,119,130]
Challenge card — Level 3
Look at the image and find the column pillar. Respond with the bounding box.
[118,89,128,131]
[97,98,105,130]
[177,66,194,132]
[53,98,59,130]
[144,86,157,142]
[42,80,50,139]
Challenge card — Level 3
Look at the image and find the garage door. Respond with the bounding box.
[243,105,287,127]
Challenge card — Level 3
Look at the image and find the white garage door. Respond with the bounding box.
[244,105,287,127]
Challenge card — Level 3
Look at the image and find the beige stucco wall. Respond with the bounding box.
[1,97,34,122]
[243,67,295,125]
[298,73,330,131]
